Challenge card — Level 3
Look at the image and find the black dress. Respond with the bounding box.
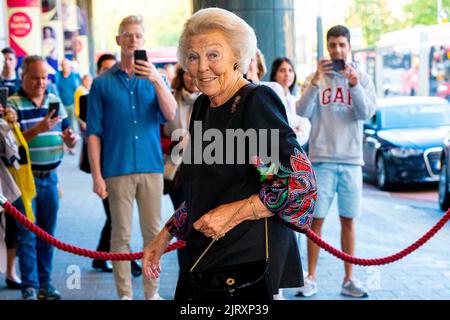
[173,83,314,299]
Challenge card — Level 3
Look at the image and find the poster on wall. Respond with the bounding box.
[41,0,64,77]
[61,0,78,61]
[76,7,89,76]
[6,0,42,60]
[59,0,89,75]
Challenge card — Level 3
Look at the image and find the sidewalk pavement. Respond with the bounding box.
[1,147,450,300]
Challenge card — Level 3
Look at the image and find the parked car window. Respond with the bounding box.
[364,115,377,129]
[380,104,450,129]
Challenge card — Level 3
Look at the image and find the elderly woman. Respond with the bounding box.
[143,8,317,301]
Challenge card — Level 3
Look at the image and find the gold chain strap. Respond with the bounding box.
[190,197,269,272]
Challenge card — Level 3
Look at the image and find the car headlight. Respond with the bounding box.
[389,147,422,158]
[436,159,442,171]
[437,85,449,93]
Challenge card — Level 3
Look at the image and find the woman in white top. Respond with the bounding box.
[270,57,311,147]
[163,64,200,210]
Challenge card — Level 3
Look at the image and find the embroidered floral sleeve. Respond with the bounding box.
[245,85,317,233]
[165,201,188,238]
[254,148,317,233]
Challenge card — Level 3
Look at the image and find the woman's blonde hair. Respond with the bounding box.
[255,48,267,80]
[177,8,257,74]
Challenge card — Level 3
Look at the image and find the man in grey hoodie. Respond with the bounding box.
[296,25,376,298]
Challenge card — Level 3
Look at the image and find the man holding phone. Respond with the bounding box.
[1,47,21,96]
[7,55,77,300]
[87,15,176,300]
[297,25,376,298]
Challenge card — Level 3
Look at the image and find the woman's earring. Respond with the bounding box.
[233,63,239,71]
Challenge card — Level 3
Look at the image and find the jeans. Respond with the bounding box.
[15,172,59,290]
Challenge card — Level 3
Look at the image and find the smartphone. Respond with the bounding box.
[48,101,60,119]
[0,87,8,114]
[134,50,148,77]
[134,50,148,62]
[331,59,346,72]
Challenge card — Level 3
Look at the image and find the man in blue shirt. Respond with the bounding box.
[54,58,81,139]
[87,15,176,300]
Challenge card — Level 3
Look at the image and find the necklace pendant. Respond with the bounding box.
[230,95,241,113]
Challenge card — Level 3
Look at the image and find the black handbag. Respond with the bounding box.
[79,142,91,174]
[190,217,272,301]
[163,171,182,195]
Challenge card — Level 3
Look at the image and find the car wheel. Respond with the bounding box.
[376,155,392,191]
[439,159,450,211]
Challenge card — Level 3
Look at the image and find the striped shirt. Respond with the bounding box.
[8,89,71,171]
[0,74,21,96]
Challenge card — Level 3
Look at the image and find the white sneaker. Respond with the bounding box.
[120,295,132,300]
[341,278,369,298]
[147,293,164,300]
[296,276,317,297]
[273,289,286,300]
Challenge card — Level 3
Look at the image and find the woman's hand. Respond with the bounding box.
[0,105,17,123]
[193,199,247,240]
[142,228,172,280]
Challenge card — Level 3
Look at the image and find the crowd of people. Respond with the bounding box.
[0,7,376,301]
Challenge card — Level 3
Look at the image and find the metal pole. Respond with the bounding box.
[317,16,324,60]
[316,0,323,60]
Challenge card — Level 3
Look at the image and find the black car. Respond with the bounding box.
[363,96,450,190]
[439,139,450,210]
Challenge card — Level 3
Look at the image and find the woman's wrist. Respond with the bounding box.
[234,195,260,224]
[163,225,175,238]
[247,195,259,220]
[161,226,174,244]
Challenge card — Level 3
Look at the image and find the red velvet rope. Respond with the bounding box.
[306,209,450,265]
[2,200,450,265]
[2,201,185,261]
